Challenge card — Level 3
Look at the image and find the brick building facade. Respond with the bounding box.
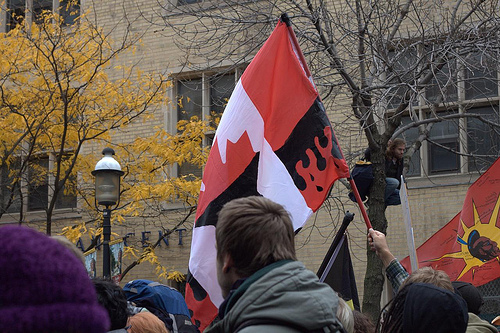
[0,0,498,316]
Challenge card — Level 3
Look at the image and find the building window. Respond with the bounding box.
[178,78,203,122]
[392,49,499,176]
[400,116,421,177]
[466,106,500,172]
[424,61,458,104]
[27,154,77,212]
[427,111,460,174]
[464,53,498,100]
[177,0,202,5]
[387,47,419,109]
[1,158,22,214]
[175,71,239,177]
[6,0,25,31]
[4,0,79,32]
[59,0,79,25]
[55,173,77,209]
[32,0,52,25]
[28,156,49,211]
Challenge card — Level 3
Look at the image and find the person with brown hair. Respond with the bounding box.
[205,196,344,333]
[369,228,454,292]
[384,138,406,205]
[353,310,376,333]
[365,138,406,206]
[399,266,454,292]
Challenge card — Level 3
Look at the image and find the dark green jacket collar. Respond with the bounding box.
[223,260,293,317]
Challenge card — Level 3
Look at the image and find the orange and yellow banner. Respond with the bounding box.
[401,158,500,286]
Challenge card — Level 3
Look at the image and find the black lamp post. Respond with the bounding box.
[92,148,124,278]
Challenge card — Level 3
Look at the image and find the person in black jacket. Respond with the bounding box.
[377,283,468,333]
[365,138,405,206]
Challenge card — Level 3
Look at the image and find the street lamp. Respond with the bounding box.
[92,147,124,278]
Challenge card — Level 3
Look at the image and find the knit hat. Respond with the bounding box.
[452,281,484,315]
[403,283,469,333]
[0,225,110,333]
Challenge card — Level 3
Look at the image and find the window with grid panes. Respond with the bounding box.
[27,154,77,212]
[391,49,499,176]
[427,110,460,174]
[28,156,49,211]
[387,47,419,109]
[176,72,237,178]
[466,106,500,172]
[177,0,202,5]
[399,116,421,177]
[0,157,22,214]
[4,0,79,32]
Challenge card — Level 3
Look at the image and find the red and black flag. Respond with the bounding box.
[185,15,350,331]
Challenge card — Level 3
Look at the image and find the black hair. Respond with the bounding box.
[376,286,408,333]
[92,278,129,330]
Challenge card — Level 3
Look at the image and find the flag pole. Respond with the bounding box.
[348,177,372,229]
[281,12,371,230]
[400,175,419,272]
[317,211,354,280]
[280,13,312,78]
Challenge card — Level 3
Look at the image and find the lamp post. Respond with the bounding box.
[92,148,124,278]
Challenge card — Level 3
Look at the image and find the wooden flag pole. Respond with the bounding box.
[348,177,372,229]
[317,211,355,280]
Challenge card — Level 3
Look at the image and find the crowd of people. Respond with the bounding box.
[0,196,498,332]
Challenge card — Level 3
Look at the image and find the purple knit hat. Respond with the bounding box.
[0,225,110,333]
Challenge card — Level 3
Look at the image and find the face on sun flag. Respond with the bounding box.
[401,157,500,286]
[184,17,349,331]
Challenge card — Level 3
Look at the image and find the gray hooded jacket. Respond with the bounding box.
[205,260,342,333]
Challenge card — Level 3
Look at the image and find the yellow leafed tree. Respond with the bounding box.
[95,116,215,282]
[0,3,166,236]
[1,1,216,283]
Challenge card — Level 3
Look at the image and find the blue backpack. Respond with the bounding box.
[123,279,199,333]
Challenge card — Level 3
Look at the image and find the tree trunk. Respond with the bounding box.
[361,145,388,321]
[362,244,385,322]
[46,216,52,235]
